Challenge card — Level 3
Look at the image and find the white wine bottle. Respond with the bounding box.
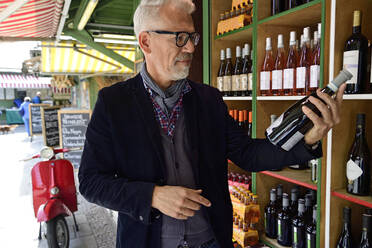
[266,69,352,151]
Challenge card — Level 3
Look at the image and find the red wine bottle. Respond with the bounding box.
[289,187,299,218]
[343,11,369,94]
[217,49,225,94]
[305,205,317,248]
[337,207,354,248]
[346,114,371,196]
[277,193,292,246]
[358,214,372,248]
[265,69,352,151]
[292,198,306,248]
[265,189,278,239]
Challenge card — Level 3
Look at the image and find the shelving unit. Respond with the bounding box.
[205,0,372,247]
[223,96,252,101]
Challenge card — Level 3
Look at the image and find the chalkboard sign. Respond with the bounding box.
[29,104,50,136]
[41,106,60,147]
[58,109,91,168]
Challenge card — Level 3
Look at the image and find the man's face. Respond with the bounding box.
[146,4,195,81]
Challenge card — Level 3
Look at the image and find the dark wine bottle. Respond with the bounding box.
[241,44,250,96]
[346,114,372,196]
[224,48,234,97]
[265,69,353,151]
[343,11,369,94]
[289,187,299,218]
[233,46,243,96]
[305,205,317,248]
[336,207,354,248]
[292,198,306,248]
[277,193,292,246]
[366,209,372,215]
[217,49,225,94]
[358,214,372,248]
[276,184,283,209]
[265,189,278,239]
[248,111,253,138]
[304,194,313,224]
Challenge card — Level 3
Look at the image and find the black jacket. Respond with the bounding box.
[78,74,321,248]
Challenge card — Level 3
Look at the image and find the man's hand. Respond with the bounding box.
[303,83,346,145]
[151,185,211,220]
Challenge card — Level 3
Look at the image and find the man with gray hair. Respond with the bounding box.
[79,0,345,248]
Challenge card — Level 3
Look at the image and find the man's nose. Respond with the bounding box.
[182,38,195,53]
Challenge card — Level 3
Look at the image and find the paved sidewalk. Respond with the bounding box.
[0,125,117,248]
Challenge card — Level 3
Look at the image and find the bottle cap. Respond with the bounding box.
[327,69,353,92]
[290,31,296,46]
[312,205,317,220]
[242,47,247,57]
[303,27,310,42]
[220,49,225,60]
[249,111,252,123]
[277,34,284,48]
[236,46,242,58]
[243,110,248,121]
[305,194,312,207]
[314,31,318,45]
[239,111,244,122]
[270,114,277,124]
[226,48,232,59]
[298,199,305,213]
[270,189,277,201]
[353,10,361,27]
[317,23,321,37]
[300,34,305,47]
[277,184,283,196]
[266,37,272,50]
[362,214,372,230]
[356,113,366,126]
[233,109,238,120]
[343,207,351,222]
[229,110,234,118]
[244,43,251,55]
[282,193,289,207]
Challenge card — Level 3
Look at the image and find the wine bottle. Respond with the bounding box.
[277,193,292,246]
[265,69,352,151]
[273,34,285,96]
[272,0,285,15]
[248,111,252,138]
[296,27,312,95]
[304,194,313,224]
[248,50,254,96]
[238,111,245,130]
[224,48,234,96]
[366,209,372,215]
[305,205,317,248]
[358,214,372,248]
[243,110,248,131]
[265,189,278,239]
[289,187,299,218]
[346,114,371,196]
[241,44,251,96]
[336,207,354,248]
[276,184,283,209]
[309,31,320,94]
[217,49,225,94]
[233,46,243,96]
[284,31,297,96]
[292,198,306,248]
[260,37,274,96]
[343,10,369,94]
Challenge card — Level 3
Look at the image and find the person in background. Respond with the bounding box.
[18,96,31,136]
[78,1,345,248]
[32,91,41,104]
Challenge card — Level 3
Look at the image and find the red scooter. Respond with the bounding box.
[23,146,80,248]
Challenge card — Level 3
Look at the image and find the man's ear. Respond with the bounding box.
[138,32,151,54]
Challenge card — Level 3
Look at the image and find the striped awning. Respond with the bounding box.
[0,73,51,88]
[41,41,136,74]
[0,0,64,38]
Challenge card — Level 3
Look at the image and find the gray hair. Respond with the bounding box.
[133,0,195,39]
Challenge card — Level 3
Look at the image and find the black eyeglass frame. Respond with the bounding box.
[147,30,200,47]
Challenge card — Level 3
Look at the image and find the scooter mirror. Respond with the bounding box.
[40,147,54,160]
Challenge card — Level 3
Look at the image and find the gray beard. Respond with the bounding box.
[170,66,190,80]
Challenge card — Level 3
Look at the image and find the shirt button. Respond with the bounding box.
[139,216,144,221]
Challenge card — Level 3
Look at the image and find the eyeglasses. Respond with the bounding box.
[147,30,200,48]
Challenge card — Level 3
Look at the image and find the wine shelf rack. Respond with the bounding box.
[215,23,254,41]
[256,96,303,100]
[332,189,372,209]
[223,96,253,101]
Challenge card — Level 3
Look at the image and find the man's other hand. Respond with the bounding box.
[303,83,346,145]
[151,185,211,220]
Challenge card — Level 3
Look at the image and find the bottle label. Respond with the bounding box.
[266,113,284,136]
[307,233,311,247]
[240,74,248,91]
[283,68,294,89]
[296,67,306,89]
[232,75,240,91]
[277,219,282,237]
[346,159,363,181]
[310,65,320,88]
[223,75,232,91]
[343,50,359,85]
[272,70,283,90]
[281,131,304,151]
[293,227,298,244]
[248,73,253,91]
[217,77,223,92]
[260,71,270,90]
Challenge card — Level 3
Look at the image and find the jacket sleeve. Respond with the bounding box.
[222,97,322,172]
[78,90,156,225]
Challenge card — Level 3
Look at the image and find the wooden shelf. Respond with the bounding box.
[223,96,253,101]
[343,94,372,100]
[258,0,321,27]
[260,234,288,248]
[332,189,372,208]
[260,168,317,190]
[215,23,253,42]
[257,95,303,101]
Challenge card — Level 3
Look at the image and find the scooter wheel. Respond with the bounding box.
[46,215,70,248]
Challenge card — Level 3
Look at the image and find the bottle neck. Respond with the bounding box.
[361,228,369,240]
[343,221,351,231]
[356,124,365,137]
[353,25,361,34]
